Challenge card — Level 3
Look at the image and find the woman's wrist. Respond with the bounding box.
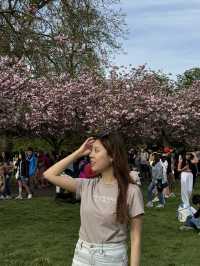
[73,149,83,160]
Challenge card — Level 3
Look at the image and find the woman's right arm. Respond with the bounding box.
[43,150,81,192]
[43,138,94,193]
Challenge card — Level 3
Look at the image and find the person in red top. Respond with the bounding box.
[36,150,50,188]
[82,163,96,179]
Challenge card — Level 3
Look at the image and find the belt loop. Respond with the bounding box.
[100,241,104,255]
[80,241,83,249]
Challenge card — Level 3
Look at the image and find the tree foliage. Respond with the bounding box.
[2,57,200,150]
[177,67,200,88]
[0,0,126,77]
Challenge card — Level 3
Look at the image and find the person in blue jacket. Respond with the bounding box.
[26,147,37,192]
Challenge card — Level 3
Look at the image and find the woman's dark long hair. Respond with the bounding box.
[19,150,26,161]
[180,152,193,170]
[95,131,133,224]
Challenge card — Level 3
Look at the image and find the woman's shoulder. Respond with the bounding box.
[127,183,144,214]
[76,177,100,186]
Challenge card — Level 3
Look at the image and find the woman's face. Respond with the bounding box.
[19,154,22,159]
[89,140,113,174]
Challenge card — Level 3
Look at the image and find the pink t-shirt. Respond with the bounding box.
[75,177,144,244]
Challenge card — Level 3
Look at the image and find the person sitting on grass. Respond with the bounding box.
[180,194,200,232]
[44,132,144,266]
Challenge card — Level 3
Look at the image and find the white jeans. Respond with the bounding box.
[181,172,193,208]
[72,239,128,266]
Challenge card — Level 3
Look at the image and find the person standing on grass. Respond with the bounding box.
[139,148,149,180]
[178,152,198,209]
[189,152,199,187]
[165,151,176,198]
[0,162,6,199]
[1,151,13,199]
[15,151,32,199]
[160,154,168,199]
[44,132,144,266]
[26,147,37,192]
[146,153,166,208]
[36,150,50,188]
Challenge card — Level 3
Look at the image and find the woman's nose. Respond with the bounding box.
[89,150,94,158]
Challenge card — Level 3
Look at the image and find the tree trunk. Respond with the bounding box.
[44,137,64,153]
[0,134,13,152]
[161,128,170,147]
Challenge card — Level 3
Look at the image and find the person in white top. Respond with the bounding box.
[178,152,198,208]
[160,155,169,198]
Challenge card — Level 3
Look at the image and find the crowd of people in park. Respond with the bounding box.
[128,146,200,232]
[0,147,55,200]
[0,145,200,202]
[0,144,200,228]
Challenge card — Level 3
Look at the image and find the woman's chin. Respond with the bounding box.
[91,166,99,174]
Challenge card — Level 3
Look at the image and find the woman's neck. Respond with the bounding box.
[101,167,115,184]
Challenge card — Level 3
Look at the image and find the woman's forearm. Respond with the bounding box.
[131,238,141,266]
[43,138,94,191]
[130,215,143,266]
[178,165,189,172]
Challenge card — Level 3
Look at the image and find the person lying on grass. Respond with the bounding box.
[44,131,144,266]
[180,194,200,232]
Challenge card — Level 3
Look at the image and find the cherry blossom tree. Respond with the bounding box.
[167,81,200,148]
[1,56,200,151]
[0,57,31,134]
[0,57,170,149]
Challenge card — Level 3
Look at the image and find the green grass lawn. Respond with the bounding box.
[1,184,200,266]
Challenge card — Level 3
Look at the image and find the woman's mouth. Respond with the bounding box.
[90,161,96,166]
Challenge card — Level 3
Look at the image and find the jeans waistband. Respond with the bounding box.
[77,239,126,250]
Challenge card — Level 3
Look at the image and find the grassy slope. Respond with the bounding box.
[0,185,200,266]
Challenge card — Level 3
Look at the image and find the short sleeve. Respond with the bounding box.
[127,184,144,218]
[75,178,90,199]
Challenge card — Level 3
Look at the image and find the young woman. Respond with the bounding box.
[15,151,32,199]
[178,152,198,208]
[146,153,166,208]
[44,132,144,266]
